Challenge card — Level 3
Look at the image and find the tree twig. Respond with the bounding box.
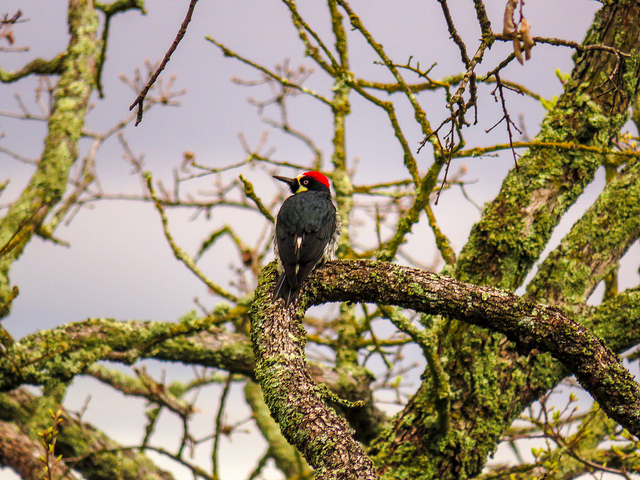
[129,0,198,125]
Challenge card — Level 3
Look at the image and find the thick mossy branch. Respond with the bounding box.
[250,260,640,478]
[455,0,640,291]
[297,260,640,438]
[526,157,640,304]
[395,3,640,477]
[245,381,313,479]
[250,264,379,480]
[0,388,175,480]
[0,314,383,437]
[0,317,255,391]
[0,0,100,317]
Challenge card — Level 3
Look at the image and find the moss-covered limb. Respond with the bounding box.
[455,0,640,290]
[367,286,639,480]
[0,0,100,318]
[0,419,69,479]
[395,4,640,475]
[526,157,640,304]
[303,260,640,438]
[588,286,640,352]
[453,139,640,160]
[0,387,175,480]
[0,315,380,422]
[0,317,255,391]
[308,359,388,445]
[87,364,194,417]
[94,0,146,15]
[249,264,378,480]
[244,381,313,479]
[0,53,67,83]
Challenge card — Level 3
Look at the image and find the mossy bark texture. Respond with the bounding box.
[368,1,640,479]
[249,2,640,480]
[0,0,99,317]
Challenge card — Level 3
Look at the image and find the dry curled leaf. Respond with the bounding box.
[520,17,534,61]
[513,36,524,65]
[504,0,533,64]
[503,0,518,35]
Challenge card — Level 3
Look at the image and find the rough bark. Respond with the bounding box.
[526,156,640,304]
[303,260,640,439]
[0,420,68,480]
[248,259,640,478]
[0,0,100,317]
[367,1,640,478]
[456,0,640,291]
[0,388,175,480]
[250,264,379,480]
[0,318,255,391]
[244,380,313,479]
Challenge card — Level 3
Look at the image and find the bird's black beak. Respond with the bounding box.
[273,175,299,194]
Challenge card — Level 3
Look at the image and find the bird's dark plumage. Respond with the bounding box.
[273,172,339,306]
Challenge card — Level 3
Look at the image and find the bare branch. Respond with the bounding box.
[129,0,198,125]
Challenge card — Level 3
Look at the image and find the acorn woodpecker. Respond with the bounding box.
[272,171,340,306]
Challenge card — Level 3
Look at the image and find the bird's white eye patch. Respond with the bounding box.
[302,179,309,185]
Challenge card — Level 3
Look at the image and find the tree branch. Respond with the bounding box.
[298,260,640,438]
[0,387,176,480]
[129,0,198,125]
[455,0,640,290]
[0,316,255,391]
[0,53,66,83]
[0,0,100,318]
[0,314,386,442]
[527,156,640,304]
[250,264,379,480]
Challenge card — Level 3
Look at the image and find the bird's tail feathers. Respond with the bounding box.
[273,273,300,307]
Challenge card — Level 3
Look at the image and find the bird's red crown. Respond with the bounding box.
[303,171,330,190]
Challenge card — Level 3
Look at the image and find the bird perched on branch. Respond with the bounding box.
[273,171,340,306]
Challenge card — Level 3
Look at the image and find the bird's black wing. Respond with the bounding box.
[274,192,337,305]
[275,196,303,290]
[295,199,336,287]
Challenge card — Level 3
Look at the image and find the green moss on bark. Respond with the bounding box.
[0,0,100,316]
